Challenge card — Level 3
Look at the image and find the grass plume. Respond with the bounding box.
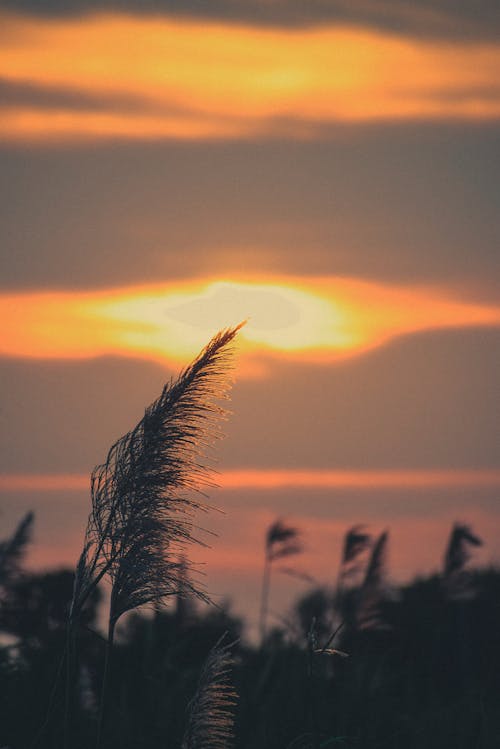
[182,635,238,749]
[356,530,390,631]
[259,518,302,643]
[0,512,34,587]
[65,324,242,748]
[443,522,482,599]
[70,324,243,627]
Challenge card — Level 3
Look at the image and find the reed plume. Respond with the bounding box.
[341,525,371,571]
[259,518,302,643]
[70,324,242,627]
[334,525,371,629]
[356,530,390,631]
[0,512,34,587]
[65,324,242,749]
[443,522,482,600]
[267,519,302,561]
[443,523,482,579]
[181,635,238,749]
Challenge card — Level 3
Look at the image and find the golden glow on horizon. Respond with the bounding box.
[1,277,500,372]
[2,11,500,142]
[25,509,500,583]
[2,468,500,493]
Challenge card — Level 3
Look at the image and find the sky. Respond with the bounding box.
[1,0,499,638]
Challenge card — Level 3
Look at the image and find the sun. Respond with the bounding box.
[90,279,358,361]
[1,276,499,372]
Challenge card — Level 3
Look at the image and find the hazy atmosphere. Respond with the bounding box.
[1,0,499,638]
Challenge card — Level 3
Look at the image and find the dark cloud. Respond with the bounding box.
[219,487,500,527]
[1,126,499,297]
[426,84,500,104]
[223,328,500,471]
[0,77,143,113]
[1,328,499,474]
[1,0,500,40]
[0,77,205,116]
[0,357,176,474]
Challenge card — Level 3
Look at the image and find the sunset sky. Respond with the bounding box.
[1,0,499,637]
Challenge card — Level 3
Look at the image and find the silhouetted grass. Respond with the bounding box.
[1,562,500,748]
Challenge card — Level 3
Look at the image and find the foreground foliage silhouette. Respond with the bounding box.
[1,558,500,749]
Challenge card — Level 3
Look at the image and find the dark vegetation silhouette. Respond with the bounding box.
[0,330,499,748]
[1,515,499,747]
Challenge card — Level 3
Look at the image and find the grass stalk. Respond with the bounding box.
[95,617,116,749]
[63,622,73,749]
[259,553,271,644]
[30,645,67,749]
[307,620,320,749]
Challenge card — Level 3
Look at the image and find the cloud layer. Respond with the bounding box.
[1,278,499,371]
[1,0,499,40]
[2,11,500,143]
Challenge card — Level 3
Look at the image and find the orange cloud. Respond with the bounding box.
[0,474,90,492]
[1,11,500,142]
[0,277,499,371]
[2,468,500,493]
[217,469,500,490]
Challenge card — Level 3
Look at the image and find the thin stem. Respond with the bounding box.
[259,553,271,644]
[320,621,344,655]
[63,621,73,749]
[95,617,116,749]
[307,629,320,749]
[307,617,320,749]
[30,645,67,749]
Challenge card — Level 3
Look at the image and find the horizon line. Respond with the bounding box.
[1,468,500,493]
